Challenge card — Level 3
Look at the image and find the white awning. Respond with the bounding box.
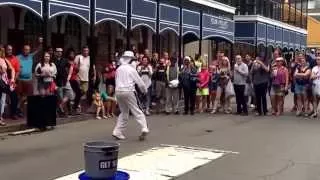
[189,0,236,14]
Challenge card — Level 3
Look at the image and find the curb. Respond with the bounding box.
[0,114,94,134]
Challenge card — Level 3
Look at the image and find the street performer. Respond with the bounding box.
[112,51,149,141]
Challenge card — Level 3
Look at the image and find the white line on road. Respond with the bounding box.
[54,145,238,180]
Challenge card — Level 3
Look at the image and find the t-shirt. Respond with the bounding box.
[209,72,219,91]
[251,61,270,85]
[233,63,248,85]
[312,66,320,85]
[137,65,153,88]
[6,55,20,75]
[75,55,90,82]
[54,58,69,87]
[35,63,57,83]
[17,54,34,81]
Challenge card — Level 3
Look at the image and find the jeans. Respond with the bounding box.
[0,93,6,117]
[254,82,268,115]
[141,87,152,111]
[183,87,196,113]
[234,84,247,113]
[165,88,179,113]
[70,80,82,110]
[9,90,18,116]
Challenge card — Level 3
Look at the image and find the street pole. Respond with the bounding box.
[179,0,182,62]
[199,10,203,56]
[42,0,49,49]
[126,0,132,50]
[89,0,95,65]
[156,0,160,54]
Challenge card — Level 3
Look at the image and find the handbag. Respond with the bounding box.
[0,77,10,93]
[168,79,179,88]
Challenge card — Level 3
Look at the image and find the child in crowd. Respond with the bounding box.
[92,89,107,119]
[103,84,117,118]
[209,65,219,113]
[197,63,210,113]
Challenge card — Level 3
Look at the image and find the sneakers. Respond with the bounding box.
[296,111,302,117]
[112,134,126,140]
[312,112,318,118]
[139,131,149,141]
[210,109,217,114]
[0,120,6,126]
[96,116,102,120]
[145,110,151,116]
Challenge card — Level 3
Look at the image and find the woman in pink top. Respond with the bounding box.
[196,63,210,113]
[270,57,289,116]
[0,48,15,126]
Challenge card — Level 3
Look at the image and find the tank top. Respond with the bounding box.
[272,66,286,85]
[155,65,166,82]
[296,66,309,85]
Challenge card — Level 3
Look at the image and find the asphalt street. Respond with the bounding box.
[1,105,320,180]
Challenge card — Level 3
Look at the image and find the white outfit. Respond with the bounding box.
[113,59,149,137]
[75,55,90,82]
[312,66,320,96]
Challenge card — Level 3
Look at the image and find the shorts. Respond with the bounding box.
[197,88,209,96]
[270,85,285,96]
[313,84,320,96]
[105,79,115,87]
[17,80,33,96]
[295,84,307,95]
[57,86,74,100]
[80,81,89,94]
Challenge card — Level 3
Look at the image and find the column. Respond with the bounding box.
[179,0,183,62]
[43,0,49,49]
[126,0,132,50]
[198,10,203,55]
[89,0,96,64]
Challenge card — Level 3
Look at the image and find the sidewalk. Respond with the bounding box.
[0,114,94,134]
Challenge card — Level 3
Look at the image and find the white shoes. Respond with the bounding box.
[139,131,149,141]
[112,133,126,140]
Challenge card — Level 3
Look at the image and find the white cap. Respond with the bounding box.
[184,56,191,61]
[121,51,135,59]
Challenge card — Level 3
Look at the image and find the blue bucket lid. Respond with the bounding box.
[79,171,129,180]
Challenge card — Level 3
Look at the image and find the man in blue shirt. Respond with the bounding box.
[17,38,42,113]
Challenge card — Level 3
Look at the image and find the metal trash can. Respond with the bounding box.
[84,141,119,179]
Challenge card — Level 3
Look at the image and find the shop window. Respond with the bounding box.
[24,11,43,48]
[64,16,81,52]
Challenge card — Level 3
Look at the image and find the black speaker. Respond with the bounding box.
[27,95,57,129]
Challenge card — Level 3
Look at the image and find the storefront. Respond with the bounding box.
[0,0,236,66]
[234,15,307,60]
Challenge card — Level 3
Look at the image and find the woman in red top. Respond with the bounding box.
[103,60,116,88]
[196,63,210,113]
[67,49,82,114]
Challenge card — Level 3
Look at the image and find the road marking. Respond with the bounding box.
[55,145,237,180]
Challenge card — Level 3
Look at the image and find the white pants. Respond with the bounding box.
[165,88,179,113]
[113,91,149,136]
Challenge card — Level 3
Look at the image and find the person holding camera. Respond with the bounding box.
[251,56,270,116]
[165,58,180,115]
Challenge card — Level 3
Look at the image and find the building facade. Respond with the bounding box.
[234,0,308,60]
[0,0,308,66]
[0,0,236,66]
